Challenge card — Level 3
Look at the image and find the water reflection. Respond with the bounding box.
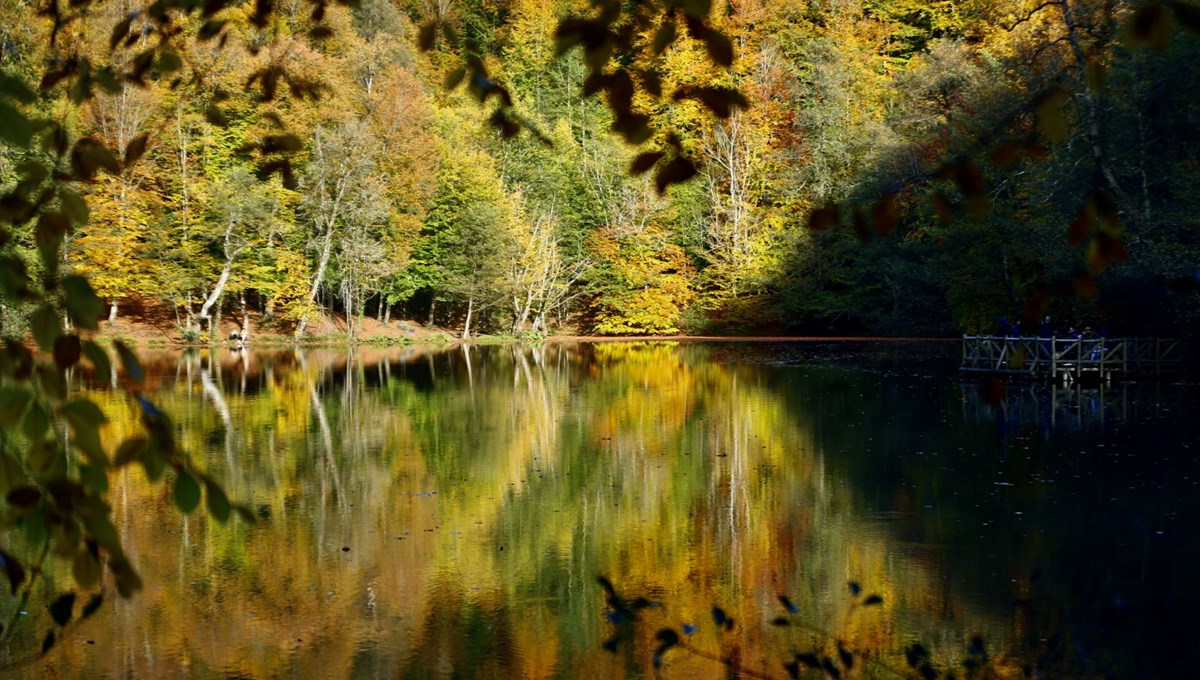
[11,343,1198,679]
[960,382,1130,437]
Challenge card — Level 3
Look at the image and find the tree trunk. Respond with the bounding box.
[462,296,474,340]
[198,256,235,334]
[296,226,335,339]
[240,290,251,343]
[427,298,436,328]
[108,298,118,324]
[1058,0,1130,212]
[383,303,391,324]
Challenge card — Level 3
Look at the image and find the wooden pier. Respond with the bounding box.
[961,336,1181,382]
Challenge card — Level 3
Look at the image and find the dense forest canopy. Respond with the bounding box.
[1,0,1198,339]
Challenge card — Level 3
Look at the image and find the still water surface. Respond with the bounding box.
[20,342,1200,678]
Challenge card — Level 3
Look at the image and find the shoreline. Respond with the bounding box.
[108,334,961,349]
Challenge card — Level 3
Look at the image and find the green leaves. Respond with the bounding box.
[63,398,110,466]
[81,340,111,378]
[204,478,231,522]
[72,546,101,587]
[124,132,149,168]
[172,470,201,513]
[113,340,143,382]
[61,275,105,331]
[30,305,63,352]
[0,387,32,429]
[54,334,82,369]
[0,100,33,148]
[70,137,120,181]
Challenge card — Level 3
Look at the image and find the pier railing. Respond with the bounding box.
[961,336,1180,380]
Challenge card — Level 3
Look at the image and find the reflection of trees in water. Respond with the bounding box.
[32,344,1098,678]
[960,381,1134,437]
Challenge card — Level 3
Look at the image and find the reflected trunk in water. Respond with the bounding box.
[9,342,1197,679]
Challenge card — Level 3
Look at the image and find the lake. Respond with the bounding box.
[12,341,1200,678]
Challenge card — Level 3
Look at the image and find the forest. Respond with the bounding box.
[1,0,1198,340]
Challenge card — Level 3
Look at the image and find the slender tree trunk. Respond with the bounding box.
[198,256,235,334]
[462,296,474,340]
[427,298,436,328]
[296,225,335,339]
[108,298,118,324]
[240,290,250,342]
[1058,0,1130,211]
[383,303,391,324]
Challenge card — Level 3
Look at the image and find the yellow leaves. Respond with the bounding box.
[589,226,696,335]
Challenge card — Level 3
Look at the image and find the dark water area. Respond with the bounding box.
[12,341,1199,679]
